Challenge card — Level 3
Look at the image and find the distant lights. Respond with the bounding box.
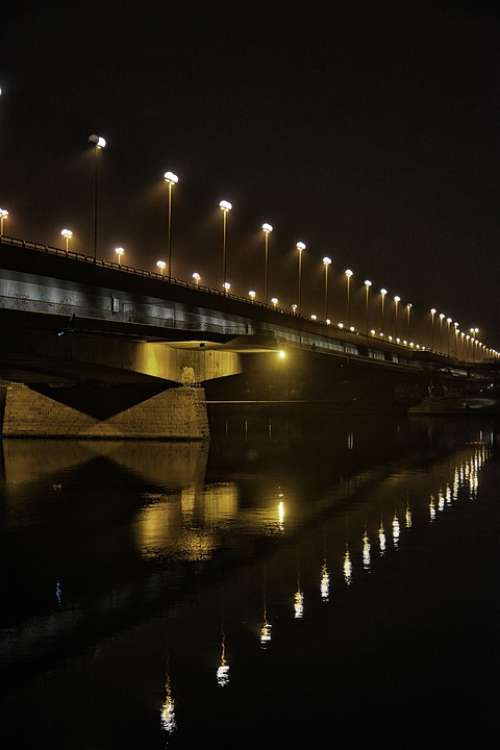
[271,297,279,308]
[345,268,353,278]
[323,256,332,266]
[370,329,376,336]
[61,228,73,239]
[349,326,355,332]
[380,288,387,296]
[114,246,124,265]
[156,260,166,274]
[296,241,306,251]
[291,303,298,313]
[278,350,286,360]
[364,279,372,287]
[311,314,317,321]
[223,281,231,292]
[431,308,437,315]
[0,208,9,235]
[338,322,344,329]
[326,318,331,325]
[192,272,201,286]
[249,290,256,301]
[439,313,445,320]
[394,295,400,303]
[164,171,179,185]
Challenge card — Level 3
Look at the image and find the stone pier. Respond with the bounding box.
[0,382,209,440]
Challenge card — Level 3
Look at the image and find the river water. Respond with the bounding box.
[1,407,499,748]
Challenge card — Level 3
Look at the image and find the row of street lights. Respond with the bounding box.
[1,130,497,360]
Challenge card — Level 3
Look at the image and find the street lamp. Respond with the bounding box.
[446,317,452,356]
[0,208,9,236]
[406,303,413,338]
[345,269,353,327]
[223,281,231,295]
[439,313,445,353]
[249,290,256,302]
[219,200,232,290]
[296,241,306,314]
[430,308,437,350]
[380,288,387,329]
[394,296,400,337]
[61,228,73,253]
[88,134,106,262]
[291,303,298,314]
[271,297,278,309]
[364,280,372,335]
[115,246,124,266]
[192,272,201,287]
[453,321,459,357]
[156,260,166,275]
[262,223,273,301]
[323,257,332,321]
[164,171,179,279]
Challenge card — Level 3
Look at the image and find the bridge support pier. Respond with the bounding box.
[0,382,209,440]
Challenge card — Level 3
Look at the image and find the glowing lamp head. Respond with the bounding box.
[219,200,232,212]
[407,303,412,309]
[89,134,106,149]
[323,256,332,266]
[249,290,256,300]
[291,303,298,312]
[446,317,452,324]
[474,327,479,334]
[364,279,372,288]
[223,281,231,292]
[271,297,278,307]
[370,329,376,336]
[164,171,179,185]
[61,228,72,239]
[311,314,317,321]
[394,295,400,303]
[431,308,437,315]
[345,268,353,278]
[338,322,344,329]
[296,241,306,251]
[349,325,355,332]
[326,318,331,325]
[262,222,273,234]
[115,246,124,258]
[0,208,9,219]
[439,313,445,320]
[277,350,286,360]
[192,272,201,283]
[156,260,166,271]
[380,288,387,296]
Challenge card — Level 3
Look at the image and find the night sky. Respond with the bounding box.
[1,8,499,343]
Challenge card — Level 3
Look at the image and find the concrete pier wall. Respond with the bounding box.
[0,383,209,440]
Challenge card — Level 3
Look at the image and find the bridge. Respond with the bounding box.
[0,235,495,438]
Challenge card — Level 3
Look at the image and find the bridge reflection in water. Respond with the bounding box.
[0,413,497,746]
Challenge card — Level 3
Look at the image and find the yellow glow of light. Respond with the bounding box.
[320,562,330,601]
[379,523,386,554]
[260,622,272,646]
[277,350,286,360]
[294,590,304,619]
[278,500,285,527]
[164,170,179,184]
[343,549,352,586]
[363,532,371,571]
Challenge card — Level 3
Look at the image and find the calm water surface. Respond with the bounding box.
[1,408,500,748]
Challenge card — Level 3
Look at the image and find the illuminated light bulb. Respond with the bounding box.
[338,322,344,329]
[296,241,306,251]
[164,171,179,185]
[362,532,371,571]
[219,199,232,212]
[364,279,372,288]
[262,222,273,234]
[349,325,355,332]
[114,246,125,265]
[291,303,298,313]
[370,329,376,336]
[380,332,385,337]
[320,562,330,602]
[343,549,352,586]
[271,297,279,308]
[326,318,331,325]
[345,268,353,278]
[89,134,106,149]
[294,590,304,619]
[277,350,286,361]
[192,272,201,286]
[311,314,317,321]
[156,260,166,274]
[379,522,386,555]
[249,289,256,301]
[61,228,72,240]
[388,335,393,341]
[223,281,231,292]
[323,256,332,267]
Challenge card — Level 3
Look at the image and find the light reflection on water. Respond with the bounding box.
[0,415,496,746]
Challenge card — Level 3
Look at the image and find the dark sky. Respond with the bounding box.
[1,7,500,344]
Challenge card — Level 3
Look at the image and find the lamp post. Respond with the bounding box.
[192,272,201,287]
[163,171,179,279]
[219,200,232,290]
[380,288,387,330]
[0,208,9,236]
[271,297,278,310]
[470,327,479,362]
[223,281,231,295]
[406,303,413,338]
[394,296,400,337]
[262,223,273,301]
[296,241,306,314]
[60,228,73,253]
[439,313,445,353]
[115,246,124,266]
[249,290,256,302]
[430,308,436,350]
[323,257,332,321]
[364,280,372,335]
[156,260,166,275]
[88,134,106,262]
[345,269,353,327]
[446,317,452,356]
